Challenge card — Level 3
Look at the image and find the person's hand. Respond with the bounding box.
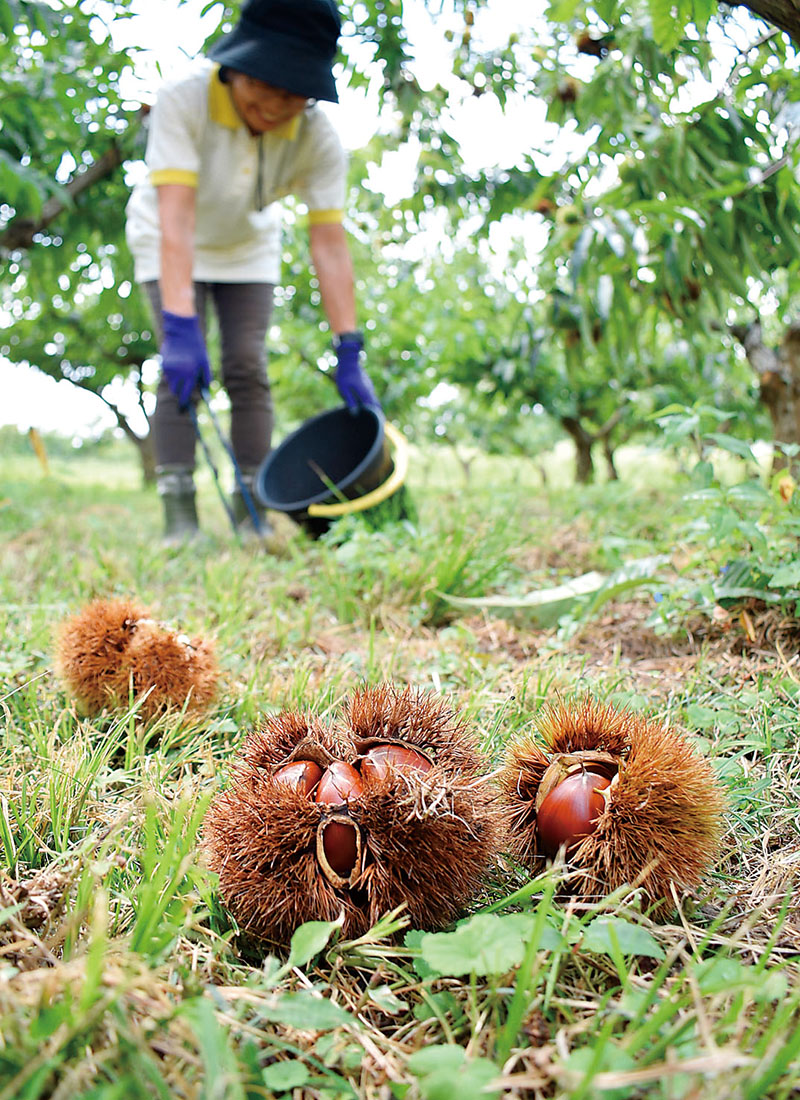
[161,311,211,409]
[334,332,381,412]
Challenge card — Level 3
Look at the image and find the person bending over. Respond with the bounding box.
[126,0,380,543]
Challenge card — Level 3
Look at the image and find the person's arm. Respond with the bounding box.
[155,182,210,407]
[310,221,381,411]
[157,183,197,316]
[308,221,357,334]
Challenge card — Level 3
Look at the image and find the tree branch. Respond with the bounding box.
[1,145,123,252]
[72,377,147,445]
[731,1,800,46]
[596,405,626,440]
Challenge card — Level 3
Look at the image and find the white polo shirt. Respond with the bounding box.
[125,60,347,284]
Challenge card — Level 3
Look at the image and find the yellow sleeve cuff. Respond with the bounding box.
[308,208,343,225]
[150,169,199,187]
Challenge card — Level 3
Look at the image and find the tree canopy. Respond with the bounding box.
[2,0,799,480]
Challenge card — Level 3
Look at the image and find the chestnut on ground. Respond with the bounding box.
[55,598,218,719]
[497,697,725,913]
[202,684,502,946]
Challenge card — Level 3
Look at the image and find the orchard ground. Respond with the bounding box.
[1,426,799,1099]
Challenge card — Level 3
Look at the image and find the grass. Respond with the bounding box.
[1,434,799,1098]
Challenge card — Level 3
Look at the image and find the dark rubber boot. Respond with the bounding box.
[157,466,199,546]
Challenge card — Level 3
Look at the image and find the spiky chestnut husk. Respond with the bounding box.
[347,684,481,777]
[54,598,218,718]
[124,622,218,717]
[497,697,725,913]
[203,711,369,944]
[347,685,502,931]
[54,598,148,714]
[238,708,351,773]
[202,686,503,946]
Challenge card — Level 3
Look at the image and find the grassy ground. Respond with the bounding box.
[1,434,799,1099]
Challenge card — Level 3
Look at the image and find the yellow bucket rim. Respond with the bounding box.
[306,420,409,518]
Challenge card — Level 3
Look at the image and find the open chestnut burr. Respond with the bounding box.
[54,597,218,719]
[202,685,502,946]
[497,696,726,913]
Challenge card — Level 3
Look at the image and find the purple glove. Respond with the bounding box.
[334,332,381,412]
[160,311,211,409]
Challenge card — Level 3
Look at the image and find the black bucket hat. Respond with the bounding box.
[209,0,341,103]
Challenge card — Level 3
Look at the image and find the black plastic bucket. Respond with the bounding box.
[254,405,407,536]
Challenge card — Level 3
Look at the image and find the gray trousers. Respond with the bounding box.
[145,280,275,471]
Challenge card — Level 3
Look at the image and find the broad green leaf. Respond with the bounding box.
[420,912,561,977]
[368,985,408,1015]
[693,956,746,994]
[285,917,343,970]
[262,1060,310,1091]
[570,224,595,290]
[259,992,356,1031]
[693,956,789,1002]
[413,990,464,1024]
[767,561,800,589]
[596,274,614,319]
[547,0,582,20]
[684,703,741,732]
[706,433,757,463]
[407,1046,467,1076]
[408,1046,501,1100]
[649,0,683,51]
[565,1044,638,1100]
[755,971,789,1004]
[582,917,666,959]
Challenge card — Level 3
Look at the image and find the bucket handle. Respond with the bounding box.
[307,421,409,518]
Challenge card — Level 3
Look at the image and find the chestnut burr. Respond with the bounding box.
[497,697,725,914]
[203,684,503,945]
[54,597,218,718]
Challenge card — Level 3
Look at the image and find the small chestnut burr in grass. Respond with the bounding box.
[498,697,726,913]
[122,619,218,717]
[202,685,503,947]
[55,597,218,719]
[54,597,147,714]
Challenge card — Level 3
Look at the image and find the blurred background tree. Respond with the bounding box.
[0,0,157,476]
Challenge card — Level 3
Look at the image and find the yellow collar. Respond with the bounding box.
[208,64,301,140]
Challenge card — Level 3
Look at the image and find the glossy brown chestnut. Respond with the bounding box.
[536,769,611,857]
[273,760,323,797]
[361,743,434,781]
[319,819,360,878]
[315,760,364,807]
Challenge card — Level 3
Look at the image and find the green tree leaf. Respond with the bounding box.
[649,0,683,52]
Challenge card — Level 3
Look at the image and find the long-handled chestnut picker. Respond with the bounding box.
[188,389,265,538]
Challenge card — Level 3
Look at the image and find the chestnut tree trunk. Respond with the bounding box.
[735,0,800,44]
[561,407,627,483]
[561,417,595,482]
[731,319,800,474]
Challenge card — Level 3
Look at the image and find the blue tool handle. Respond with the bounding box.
[199,391,264,536]
[188,402,240,536]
